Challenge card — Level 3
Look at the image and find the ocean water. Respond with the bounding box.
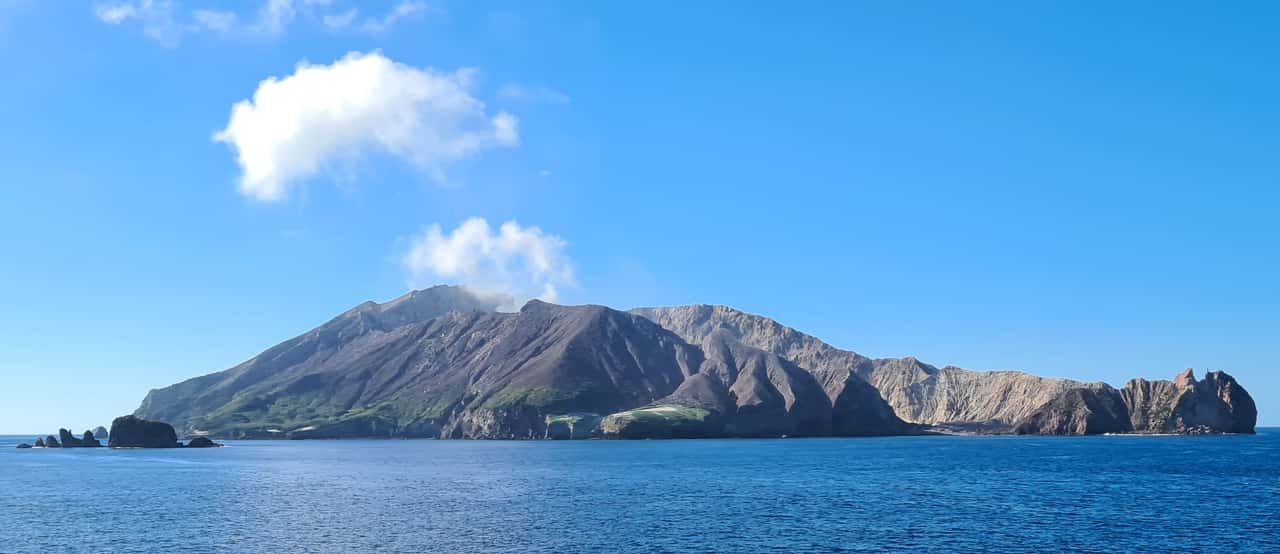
[1,432,1277,553]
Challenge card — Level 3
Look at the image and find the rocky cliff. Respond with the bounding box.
[632,304,1081,431]
[1014,369,1257,435]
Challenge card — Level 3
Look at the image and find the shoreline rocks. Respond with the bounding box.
[16,418,225,450]
[184,436,222,448]
[57,429,103,448]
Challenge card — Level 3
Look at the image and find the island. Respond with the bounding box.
[122,286,1256,440]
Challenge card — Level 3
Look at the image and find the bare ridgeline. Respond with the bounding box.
[131,286,1257,440]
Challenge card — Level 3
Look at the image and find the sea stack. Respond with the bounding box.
[59,429,81,447]
[56,429,103,448]
[80,430,103,447]
[108,416,180,448]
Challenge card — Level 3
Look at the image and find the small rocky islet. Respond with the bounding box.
[16,416,222,449]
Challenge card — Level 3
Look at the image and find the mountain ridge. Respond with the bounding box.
[134,287,1257,438]
[630,304,1086,430]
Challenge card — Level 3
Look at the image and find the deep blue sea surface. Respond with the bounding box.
[2,431,1278,553]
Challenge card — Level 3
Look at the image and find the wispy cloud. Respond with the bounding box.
[96,3,137,24]
[321,8,357,30]
[94,1,192,47]
[323,1,428,34]
[497,83,571,105]
[214,51,519,202]
[191,9,236,33]
[94,0,428,46]
[402,217,575,308]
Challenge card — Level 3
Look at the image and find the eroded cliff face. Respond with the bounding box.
[632,305,1080,430]
[1011,386,1129,435]
[1014,369,1257,435]
[1127,369,1256,434]
[864,361,1082,429]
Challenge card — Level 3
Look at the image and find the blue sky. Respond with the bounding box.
[1,1,1277,433]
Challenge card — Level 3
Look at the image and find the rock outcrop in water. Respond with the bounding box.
[16,443,32,449]
[132,286,1258,439]
[44,435,59,448]
[92,426,109,442]
[108,416,180,448]
[183,437,222,448]
[34,437,45,447]
[59,429,80,447]
[1014,369,1257,435]
[56,429,103,448]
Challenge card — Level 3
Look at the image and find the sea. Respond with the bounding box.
[1,431,1277,553]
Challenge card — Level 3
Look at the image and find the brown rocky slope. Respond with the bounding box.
[1014,369,1257,435]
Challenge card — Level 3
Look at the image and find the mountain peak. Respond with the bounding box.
[1174,368,1197,388]
[520,298,553,311]
[363,285,503,326]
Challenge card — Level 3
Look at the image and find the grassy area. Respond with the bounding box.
[480,384,613,410]
[481,387,565,409]
[601,405,712,435]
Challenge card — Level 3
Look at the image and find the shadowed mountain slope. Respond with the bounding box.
[136,288,911,439]
[631,304,1083,431]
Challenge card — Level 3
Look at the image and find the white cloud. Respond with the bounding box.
[497,84,571,105]
[402,218,575,308]
[214,51,519,202]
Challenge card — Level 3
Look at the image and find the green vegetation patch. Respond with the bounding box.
[482,386,573,409]
[608,405,710,423]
